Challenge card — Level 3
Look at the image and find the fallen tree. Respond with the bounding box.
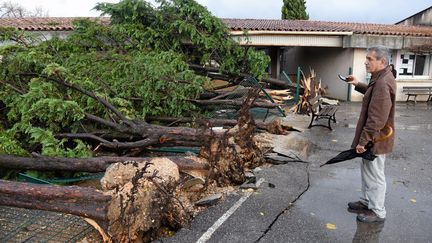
[0,90,271,240]
[0,102,269,241]
[0,0,281,241]
[0,0,270,159]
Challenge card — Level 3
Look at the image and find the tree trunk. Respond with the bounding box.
[0,179,110,220]
[146,116,295,134]
[57,119,230,150]
[0,155,209,172]
[191,99,279,108]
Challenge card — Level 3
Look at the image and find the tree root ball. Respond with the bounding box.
[101,158,180,242]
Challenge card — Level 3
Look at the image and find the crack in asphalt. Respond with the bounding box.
[254,163,312,242]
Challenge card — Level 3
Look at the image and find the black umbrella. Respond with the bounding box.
[321,125,393,167]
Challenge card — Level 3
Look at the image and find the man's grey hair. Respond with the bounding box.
[367,45,391,65]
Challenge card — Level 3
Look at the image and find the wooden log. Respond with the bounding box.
[57,119,237,151]
[191,99,279,108]
[147,116,262,128]
[146,117,295,135]
[0,179,110,220]
[0,155,209,172]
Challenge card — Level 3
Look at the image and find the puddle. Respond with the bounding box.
[292,163,432,242]
[293,167,363,241]
[292,166,391,242]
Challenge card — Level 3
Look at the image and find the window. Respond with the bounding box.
[398,52,431,77]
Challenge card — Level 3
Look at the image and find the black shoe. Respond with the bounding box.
[357,210,386,223]
[348,201,369,214]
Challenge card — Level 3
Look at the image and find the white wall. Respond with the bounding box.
[350,49,368,101]
[397,7,432,26]
[299,47,354,100]
[351,49,432,102]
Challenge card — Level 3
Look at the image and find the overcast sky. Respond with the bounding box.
[9,0,432,24]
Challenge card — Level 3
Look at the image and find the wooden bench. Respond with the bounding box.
[402,86,432,103]
[307,96,338,130]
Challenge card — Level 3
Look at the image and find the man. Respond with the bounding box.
[346,45,396,223]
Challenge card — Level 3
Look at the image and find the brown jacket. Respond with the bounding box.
[351,66,396,155]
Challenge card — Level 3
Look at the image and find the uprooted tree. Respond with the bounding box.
[0,0,270,160]
[0,0,279,241]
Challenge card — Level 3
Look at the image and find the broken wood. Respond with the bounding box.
[0,179,110,220]
[83,218,112,243]
[264,89,291,96]
[0,154,209,172]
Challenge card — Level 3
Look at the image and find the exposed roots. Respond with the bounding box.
[102,158,192,242]
[200,88,265,186]
[96,88,267,241]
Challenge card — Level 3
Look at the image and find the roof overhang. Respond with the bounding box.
[229,30,353,47]
[343,34,432,50]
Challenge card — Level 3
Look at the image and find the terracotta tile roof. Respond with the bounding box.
[1,17,431,37]
[0,17,109,31]
[222,18,432,37]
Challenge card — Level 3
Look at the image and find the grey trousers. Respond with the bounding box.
[360,154,386,218]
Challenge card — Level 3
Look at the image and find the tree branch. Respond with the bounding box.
[56,133,160,149]
[84,113,126,131]
[0,80,25,94]
[20,73,137,128]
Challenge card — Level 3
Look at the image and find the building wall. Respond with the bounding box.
[351,48,432,102]
[281,47,357,101]
[394,49,432,101]
[396,7,432,26]
[281,47,304,75]
[0,31,69,47]
[350,49,368,101]
[396,80,432,102]
[298,47,354,101]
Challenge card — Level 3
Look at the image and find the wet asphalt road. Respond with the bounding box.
[161,102,432,243]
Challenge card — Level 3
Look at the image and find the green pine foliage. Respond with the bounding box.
[0,0,270,160]
[281,0,309,20]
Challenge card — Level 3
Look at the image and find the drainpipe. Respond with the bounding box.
[347,67,352,101]
[296,66,301,103]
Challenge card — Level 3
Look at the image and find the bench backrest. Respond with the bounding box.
[402,86,432,93]
[308,95,322,113]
